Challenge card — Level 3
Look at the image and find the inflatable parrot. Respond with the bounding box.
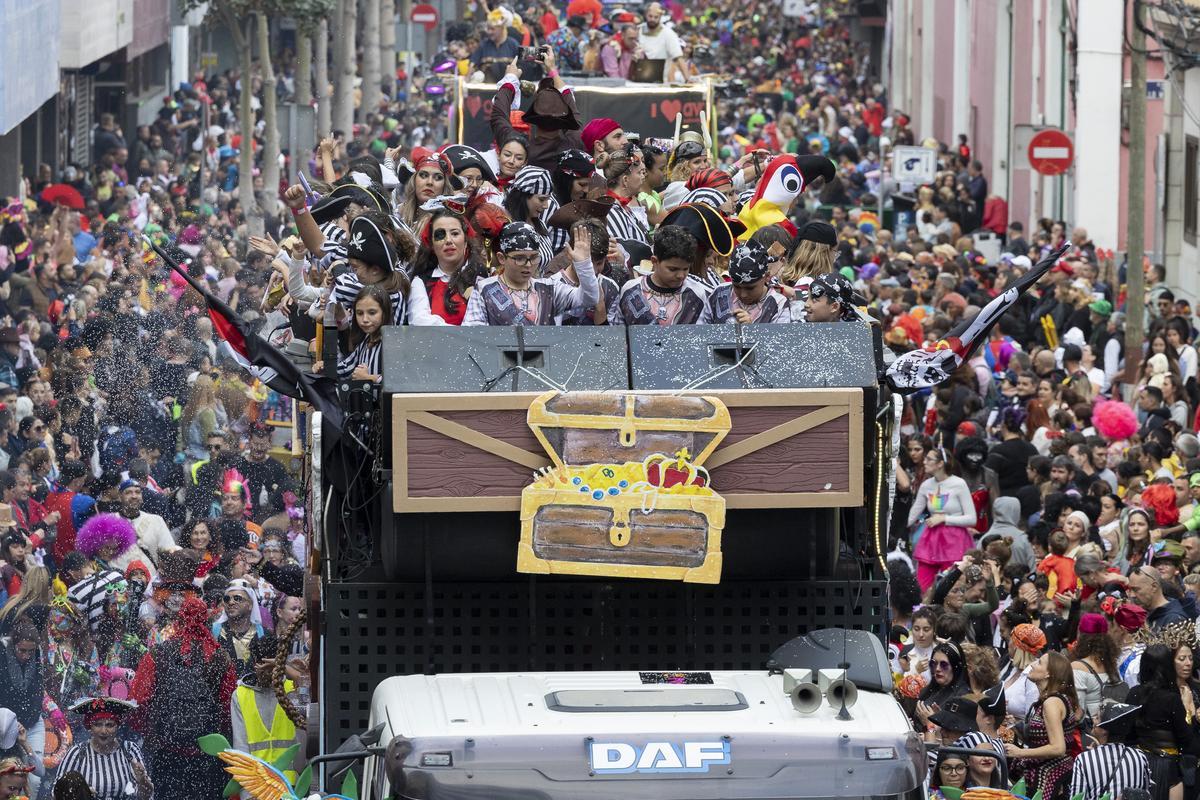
[737,155,836,240]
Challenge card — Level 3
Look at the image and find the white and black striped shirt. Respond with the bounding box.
[604,199,648,246]
[320,223,349,262]
[543,196,571,255]
[331,273,408,326]
[66,570,125,634]
[57,740,147,800]
[1067,743,1150,800]
[337,338,382,381]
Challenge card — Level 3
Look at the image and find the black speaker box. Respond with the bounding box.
[380,326,630,393]
[627,322,879,390]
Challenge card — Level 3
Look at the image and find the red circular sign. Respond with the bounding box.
[1027,128,1074,176]
[410,3,439,31]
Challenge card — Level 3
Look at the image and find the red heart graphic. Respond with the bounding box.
[465,95,484,117]
[660,99,683,121]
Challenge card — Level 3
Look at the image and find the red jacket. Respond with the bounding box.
[44,490,76,563]
[981,196,1009,236]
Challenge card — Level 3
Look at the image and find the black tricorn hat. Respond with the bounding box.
[310,182,389,224]
[661,202,747,257]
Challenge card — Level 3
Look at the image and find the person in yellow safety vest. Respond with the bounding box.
[230,634,305,791]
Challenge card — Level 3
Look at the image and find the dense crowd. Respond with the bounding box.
[0,0,1193,799]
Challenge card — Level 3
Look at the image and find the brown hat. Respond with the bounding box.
[157,549,200,585]
[546,196,615,228]
[522,78,581,131]
[661,203,746,257]
[0,329,18,346]
[0,504,15,530]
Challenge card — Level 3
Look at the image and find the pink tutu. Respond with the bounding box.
[914,523,974,591]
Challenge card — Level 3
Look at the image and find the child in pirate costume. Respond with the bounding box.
[462,221,598,326]
[803,271,867,323]
[610,225,710,326]
[544,150,598,254]
[699,241,792,324]
[549,219,623,325]
[659,202,746,289]
[327,212,443,326]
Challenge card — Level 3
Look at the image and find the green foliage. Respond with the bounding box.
[272,744,301,772]
[198,734,232,756]
[340,769,359,800]
[179,0,334,32]
[294,765,313,798]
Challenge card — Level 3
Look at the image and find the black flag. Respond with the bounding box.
[885,244,1070,393]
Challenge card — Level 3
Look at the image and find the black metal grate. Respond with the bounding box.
[323,579,887,750]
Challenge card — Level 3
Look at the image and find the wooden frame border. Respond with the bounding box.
[391,389,864,513]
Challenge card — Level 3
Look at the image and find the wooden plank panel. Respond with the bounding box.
[704,406,847,470]
[719,406,826,445]
[406,422,535,497]
[409,411,550,470]
[709,417,852,494]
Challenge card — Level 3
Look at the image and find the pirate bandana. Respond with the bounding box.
[498,222,540,254]
[808,272,862,316]
[556,149,596,178]
[510,165,553,196]
[684,187,728,210]
[728,241,769,286]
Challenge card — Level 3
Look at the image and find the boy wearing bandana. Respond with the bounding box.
[463,222,598,325]
[611,225,710,325]
[699,241,791,324]
[803,271,865,323]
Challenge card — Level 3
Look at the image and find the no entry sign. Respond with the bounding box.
[411,3,438,31]
[1027,128,1074,176]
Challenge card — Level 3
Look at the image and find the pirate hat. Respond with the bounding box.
[523,78,581,131]
[69,696,138,720]
[661,202,746,257]
[310,182,389,225]
[546,196,615,228]
[346,215,399,272]
[441,144,498,186]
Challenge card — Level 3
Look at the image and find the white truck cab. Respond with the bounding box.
[360,631,925,800]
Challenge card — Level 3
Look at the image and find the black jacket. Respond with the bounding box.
[0,642,43,728]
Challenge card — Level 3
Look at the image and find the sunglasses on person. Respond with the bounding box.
[223,594,249,604]
[930,658,953,671]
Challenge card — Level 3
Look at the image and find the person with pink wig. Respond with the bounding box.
[74,515,156,580]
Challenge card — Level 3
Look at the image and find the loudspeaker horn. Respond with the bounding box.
[818,669,858,711]
[782,668,823,715]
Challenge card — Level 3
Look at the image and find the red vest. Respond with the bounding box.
[427,278,467,326]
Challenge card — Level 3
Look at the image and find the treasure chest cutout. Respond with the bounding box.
[518,391,730,584]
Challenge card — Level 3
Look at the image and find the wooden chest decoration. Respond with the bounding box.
[516,391,730,584]
[390,388,863,513]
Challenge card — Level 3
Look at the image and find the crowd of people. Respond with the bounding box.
[0,0,1194,798]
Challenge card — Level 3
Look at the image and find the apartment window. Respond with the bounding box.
[1187,135,1198,244]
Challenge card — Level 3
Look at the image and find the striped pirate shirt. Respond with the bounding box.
[337,338,382,381]
[1067,743,1150,800]
[57,740,148,800]
[66,570,125,634]
[331,272,408,326]
[320,222,349,261]
[543,195,572,255]
[604,198,648,246]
